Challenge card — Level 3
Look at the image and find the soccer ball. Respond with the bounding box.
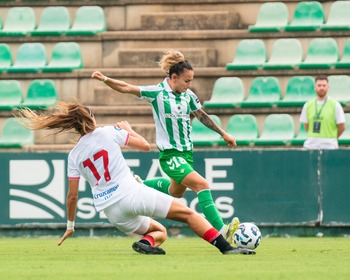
[234,222,261,250]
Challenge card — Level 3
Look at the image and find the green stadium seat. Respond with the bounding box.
[0,43,12,72]
[7,43,47,73]
[0,117,34,148]
[43,42,83,72]
[65,6,106,35]
[0,80,23,110]
[263,39,303,70]
[299,38,339,69]
[31,6,70,36]
[220,114,258,146]
[0,7,36,36]
[254,114,295,146]
[21,80,58,109]
[203,77,244,108]
[241,77,281,107]
[291,123,307,145]
[336,39,350,68]
[327,75,350,105]
[320,1,350,31]
[284,1,325,31]
[192,115,222,146]
[226,39,266,70]
[248,2,289,32]
[276,76,315,107]
[338,113,350,145]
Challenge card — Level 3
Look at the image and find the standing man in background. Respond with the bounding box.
[299,76,345,149]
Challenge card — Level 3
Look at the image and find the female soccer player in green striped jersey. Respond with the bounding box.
[92,50,239,244]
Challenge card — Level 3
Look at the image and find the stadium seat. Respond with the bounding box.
[21,80,58,109]
[65,6,106,35]
[220,114,258,146]
[336,39,350,68]
[276,76,315,107]
[320,1,350,31]
[43,42,83,72]
[327,75,350,105]
[31,6,70,36]
[203,77,244,108]
[0,7,36,36]
[0,117,34,148]
[263,38,303,70]
[226,39,266,70]
[0,43,12,72]
[291,123,307,146]
[191,115,222,146]
[338,113,350,145]
[299,38,339,69]
[248,2,289,32]
[241,77,281,107]
[0,80,23,110]
[254,114,295,145]
[7,43,47,73]
[284,1,325,31]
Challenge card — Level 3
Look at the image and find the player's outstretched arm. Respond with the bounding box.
[192,109,237,148]
[58,179,79,246]
[117,121,151,151]
[91,71,141,97]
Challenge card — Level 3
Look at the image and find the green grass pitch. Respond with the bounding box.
[0,237,349,280]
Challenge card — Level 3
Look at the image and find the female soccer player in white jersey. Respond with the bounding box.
[18,101,254,255]
[91,49,239,245]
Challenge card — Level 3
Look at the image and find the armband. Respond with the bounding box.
[67,220,75,230]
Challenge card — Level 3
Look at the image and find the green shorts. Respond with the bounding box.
[159,149,194,184]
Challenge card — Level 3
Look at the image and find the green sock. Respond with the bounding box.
[143,177,171,195]
[197,189,224,231]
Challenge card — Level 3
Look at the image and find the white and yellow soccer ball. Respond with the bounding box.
[234,222,262,250]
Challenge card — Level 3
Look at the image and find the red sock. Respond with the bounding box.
[141,235,155,246]
[203,228,232,253]
[203,228,220,243]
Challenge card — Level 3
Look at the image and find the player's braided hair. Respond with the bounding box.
[158,49,193,77]
[18,101,95,136]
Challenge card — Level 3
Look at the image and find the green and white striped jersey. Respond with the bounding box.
[139,78,202,151]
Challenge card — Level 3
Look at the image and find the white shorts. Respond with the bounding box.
[103,183,174,235]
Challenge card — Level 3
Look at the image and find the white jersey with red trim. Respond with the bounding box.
[67,126,135,211]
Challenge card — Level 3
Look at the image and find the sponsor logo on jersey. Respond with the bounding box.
[93,185,119,200]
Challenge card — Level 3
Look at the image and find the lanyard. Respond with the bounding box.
[315,97,328,120]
